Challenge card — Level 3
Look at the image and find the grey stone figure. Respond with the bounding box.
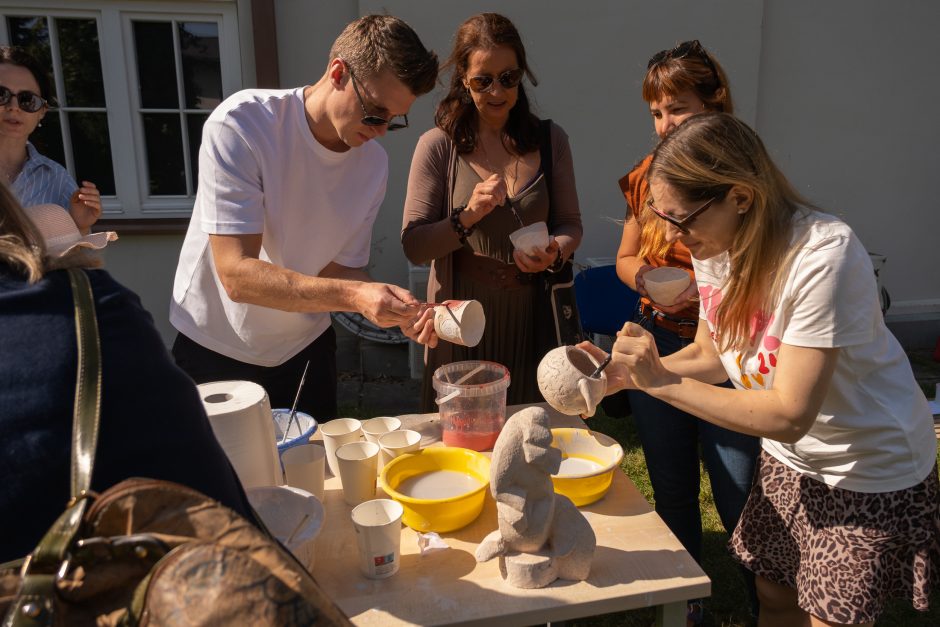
[475,406,595,588]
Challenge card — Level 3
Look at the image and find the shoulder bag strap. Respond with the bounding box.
[539,119,553,206]
[4,268,101,627]
[67,267,102,498]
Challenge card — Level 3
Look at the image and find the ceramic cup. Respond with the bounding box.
[536,345,608,417]
[433,300,485,347]
[508,221,550,255]
[320,418,362,477]
[351,499,404,579]
[378,429,422,469]
[335,440,380,506]
[281,442,326,500]
[643,266,691,306]
[361,417,402,445]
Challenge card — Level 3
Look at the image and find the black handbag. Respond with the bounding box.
[534,119,584,353]
[0,268,349,627]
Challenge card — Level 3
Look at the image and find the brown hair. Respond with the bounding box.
[0,184,101,281]
[648,112,814,351]
[329,15,438,97]
[434,13,540,154]
[0,45,54,104]
[639,41,733,261]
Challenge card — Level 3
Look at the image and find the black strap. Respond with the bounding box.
[4,268,101,627]
[539,119,553,204]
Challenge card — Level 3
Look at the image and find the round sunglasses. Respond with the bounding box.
[0,85,46,113]
[466,68,524,93]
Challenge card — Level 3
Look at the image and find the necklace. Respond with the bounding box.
[479,140,524,226]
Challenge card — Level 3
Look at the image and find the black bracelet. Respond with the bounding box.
[545,248,565,273]
[450,205,475,242]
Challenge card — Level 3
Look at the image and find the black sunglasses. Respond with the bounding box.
[646,195,718,234]
[345,63,408,131]
[647,39,720,85]
[0,85,46,113]
[466,68,524,93]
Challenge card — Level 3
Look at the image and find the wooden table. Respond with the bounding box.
[311,403,710,626]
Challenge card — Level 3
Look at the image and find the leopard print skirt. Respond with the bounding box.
[729,450,940,624]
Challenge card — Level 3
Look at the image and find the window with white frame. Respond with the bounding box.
[0,2,242,221]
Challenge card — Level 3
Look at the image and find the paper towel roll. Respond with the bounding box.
[198,380,281,488]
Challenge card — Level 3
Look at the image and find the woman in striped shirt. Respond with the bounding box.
[0,46,100,234]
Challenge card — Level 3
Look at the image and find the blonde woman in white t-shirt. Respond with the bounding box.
[583,112,939,627]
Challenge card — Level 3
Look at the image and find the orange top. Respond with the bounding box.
[618,154,698,321]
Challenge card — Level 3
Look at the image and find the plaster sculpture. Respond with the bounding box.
[536,346,607,417]
[475,406,595,588]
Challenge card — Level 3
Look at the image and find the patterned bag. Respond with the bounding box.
[0,269,349,627]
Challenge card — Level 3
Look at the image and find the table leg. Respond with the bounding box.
[655,601,686,627]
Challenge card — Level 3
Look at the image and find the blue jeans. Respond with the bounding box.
[628,309,760,614]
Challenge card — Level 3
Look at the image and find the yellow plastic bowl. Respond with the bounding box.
[550,428,624,506]
[379,447,491,532]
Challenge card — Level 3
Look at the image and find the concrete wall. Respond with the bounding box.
[108,0,939,349]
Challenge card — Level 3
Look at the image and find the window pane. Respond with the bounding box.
[29,114,65,168]
[6,16,57,103]
[179,22,222,110]
[133,21,178,109]
[142,114,184,195]
[69,112,115,195]
[57,18,105,108]
[186,113,209,189]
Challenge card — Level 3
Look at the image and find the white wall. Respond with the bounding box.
[273,0,939,318]
[109,0,940,346]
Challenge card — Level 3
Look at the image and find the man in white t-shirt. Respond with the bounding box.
[170,15,439,419]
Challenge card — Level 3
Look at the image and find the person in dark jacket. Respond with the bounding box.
[0,186,252,562]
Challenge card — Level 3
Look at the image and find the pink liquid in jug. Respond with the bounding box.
[441,412,502,451]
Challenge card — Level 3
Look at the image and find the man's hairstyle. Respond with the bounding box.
[329,15,438,96]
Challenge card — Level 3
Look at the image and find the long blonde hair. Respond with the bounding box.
[0,184,100,282]
[648,112,814,351]
[639,40,733,262]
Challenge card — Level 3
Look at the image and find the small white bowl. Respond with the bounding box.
[509,221,550,255]
[644,266,691,306]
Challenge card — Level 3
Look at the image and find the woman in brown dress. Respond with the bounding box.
[401,13,582,411]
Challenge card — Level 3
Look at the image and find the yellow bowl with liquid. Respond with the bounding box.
[550,428,624,506]
[379,447,491,532]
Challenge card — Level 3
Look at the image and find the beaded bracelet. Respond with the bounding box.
[545,248,565,273]
[450,205,475,242]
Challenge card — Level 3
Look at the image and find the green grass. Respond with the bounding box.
[571,409,940,627]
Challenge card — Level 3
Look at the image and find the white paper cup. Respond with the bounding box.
[247,485,324,571]
[320,418,362,478]
[433,300,485,347]
[378,429,422,468]
[351,499,404,579]
[643,266,692,306]
[281,442,326,500]
[336,440,380,506]
[508,221,550,255]
[361,417,402,445]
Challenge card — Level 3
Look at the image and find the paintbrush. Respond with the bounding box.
[280,360,310,445]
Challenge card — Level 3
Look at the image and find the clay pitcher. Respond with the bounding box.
[536,346,608,417]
